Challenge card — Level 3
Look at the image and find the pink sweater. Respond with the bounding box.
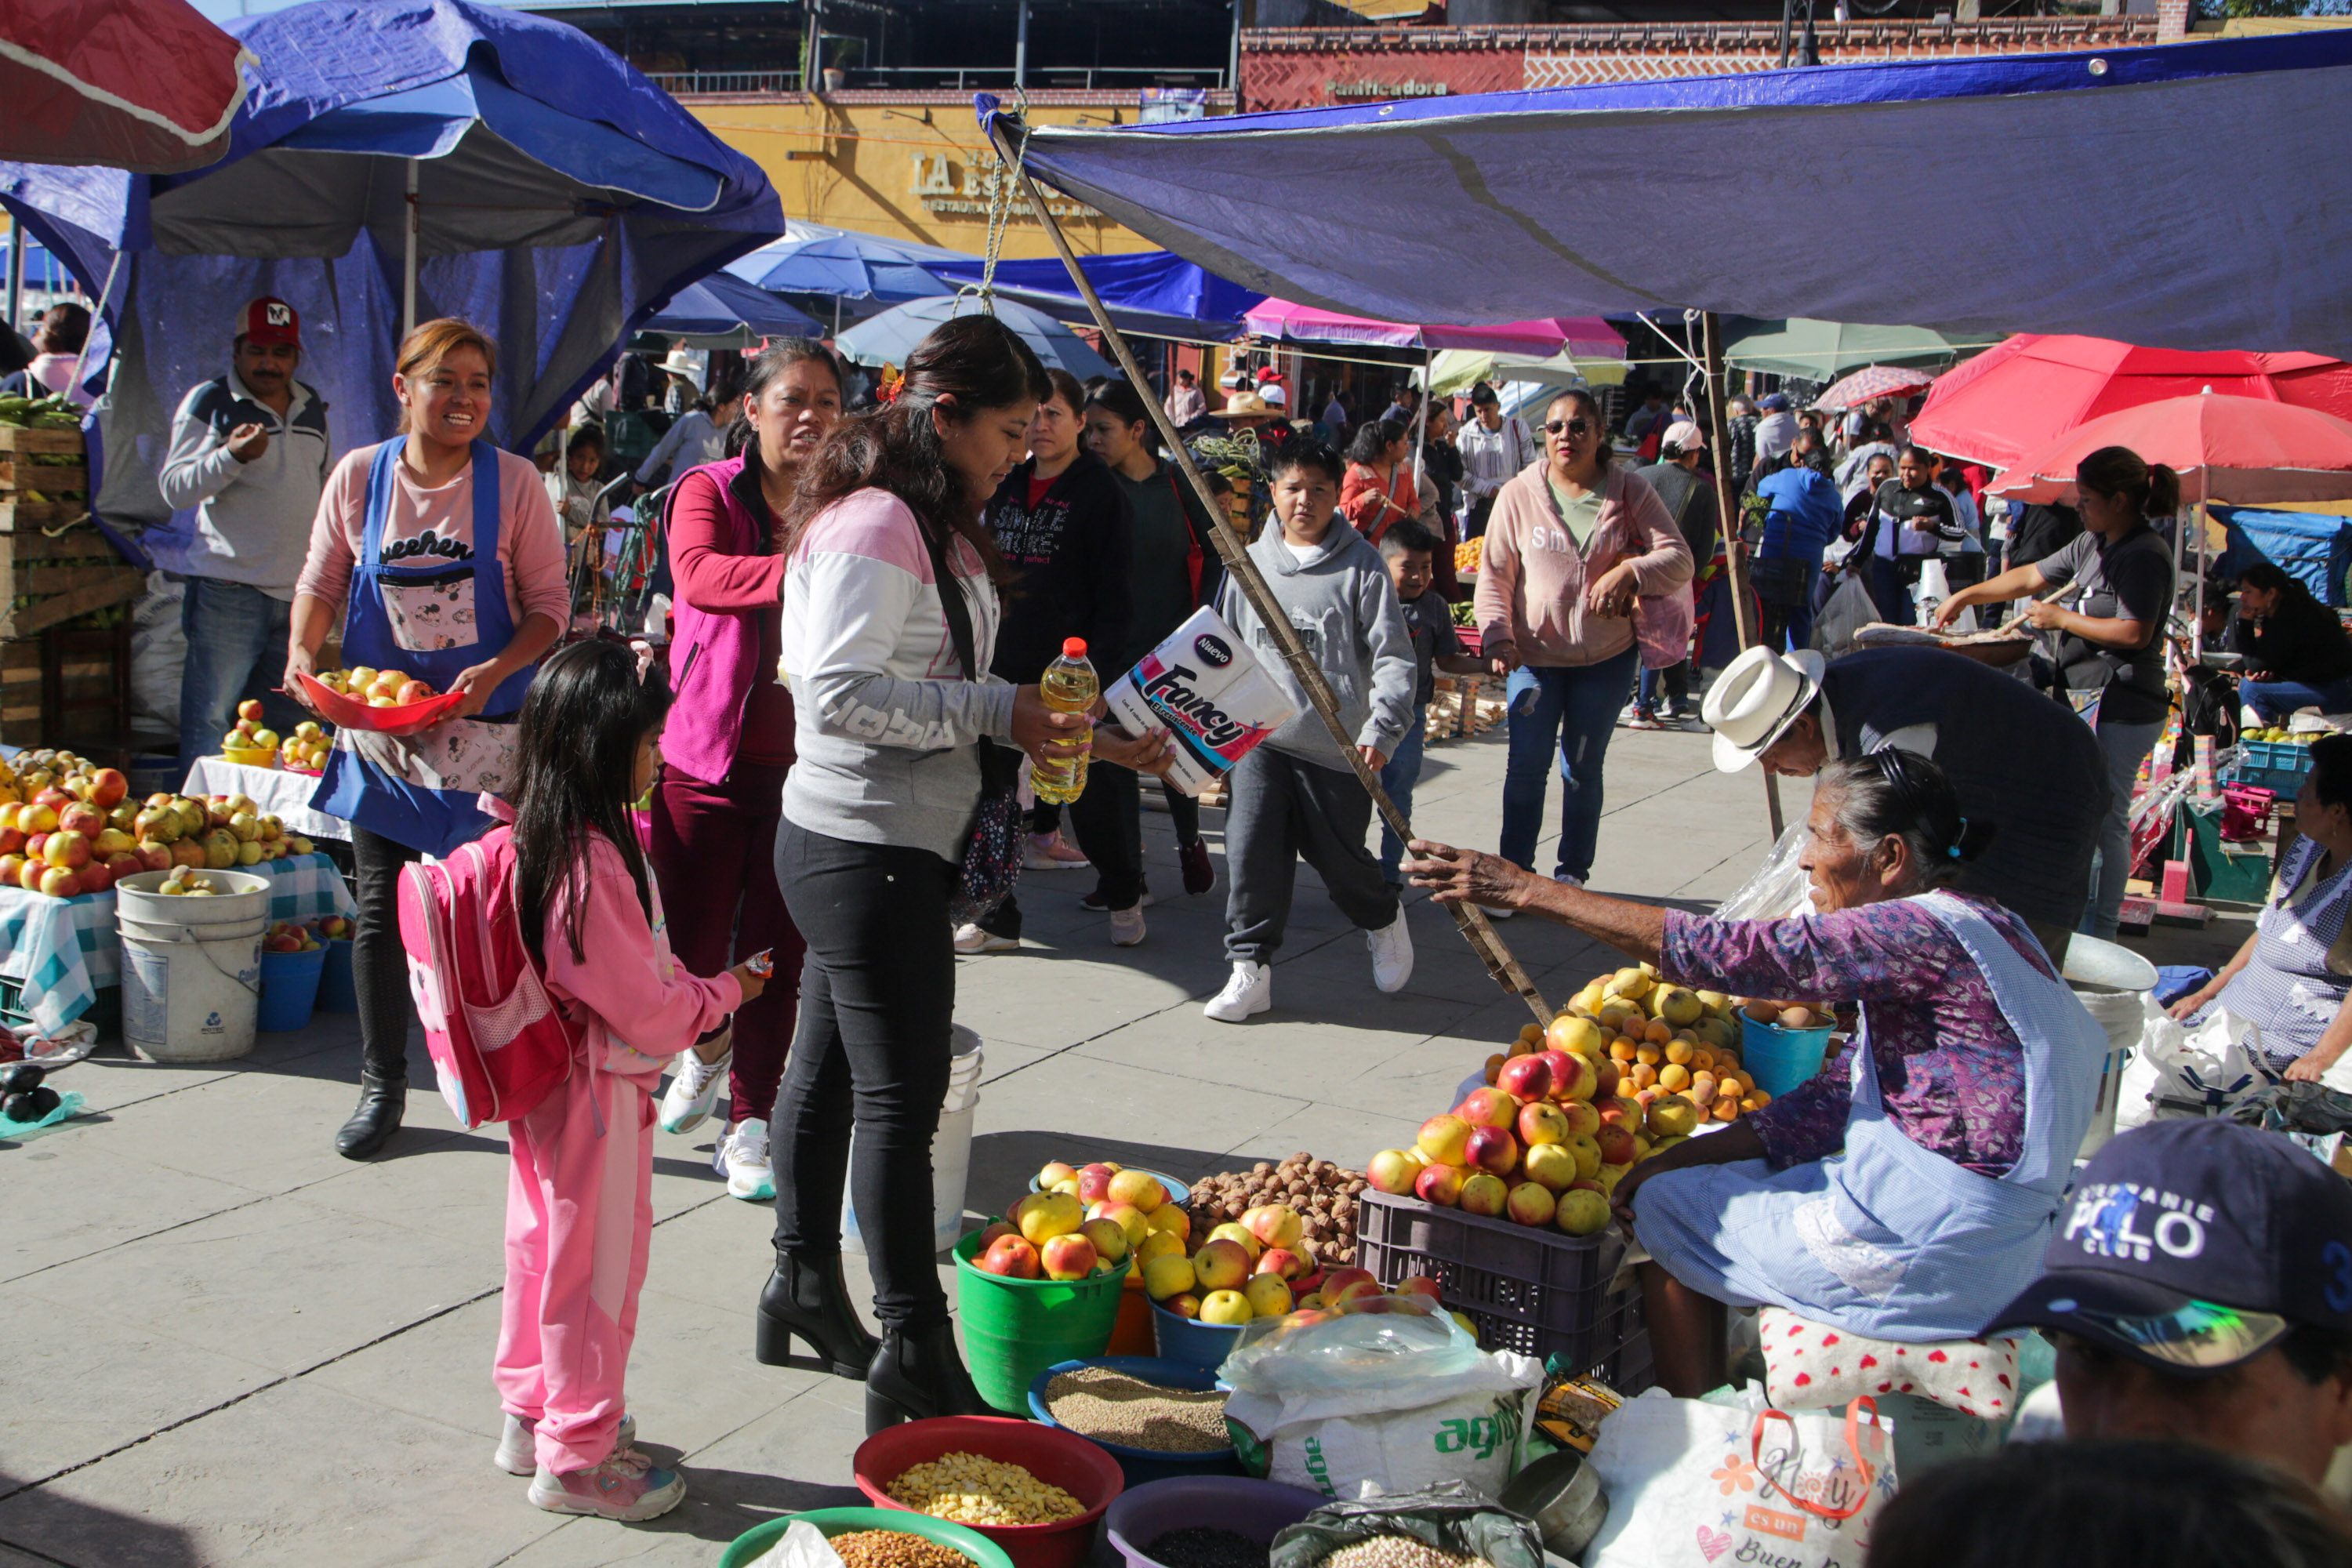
[543,833,742,1089]
[1474,462,1693,668]
[296,441,572,630]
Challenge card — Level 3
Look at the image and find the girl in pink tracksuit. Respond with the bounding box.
[490,639,768,1522]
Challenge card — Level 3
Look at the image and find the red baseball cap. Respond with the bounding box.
[238,297,300,349]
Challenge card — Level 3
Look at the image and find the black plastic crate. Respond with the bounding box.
[1,976,120,1040]
[1356,1189,1653,1393]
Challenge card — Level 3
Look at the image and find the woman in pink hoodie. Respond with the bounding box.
[492,638,766,1522]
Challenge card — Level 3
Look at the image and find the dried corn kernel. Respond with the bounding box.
[885,1452,1084,1527]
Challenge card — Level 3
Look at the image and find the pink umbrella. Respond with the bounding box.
[1240,299,1624,358]
[1813,364,1936,412]
[1987,392,2352,506]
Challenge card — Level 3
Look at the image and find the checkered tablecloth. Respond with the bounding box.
[182,756,353,843]
[0,852,355,1034]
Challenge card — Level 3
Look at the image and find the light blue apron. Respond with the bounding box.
[2197,836,2352,1069]
[312,440,535,857]
[1636,891,2107,1341]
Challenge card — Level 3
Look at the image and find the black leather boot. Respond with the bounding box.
[755,1250,880,1377]
[864,1319,993,1433]
[334,1073,406,1160]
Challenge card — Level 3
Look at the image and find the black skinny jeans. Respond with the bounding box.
[770,821,959,1333]
[351,826,424,1080]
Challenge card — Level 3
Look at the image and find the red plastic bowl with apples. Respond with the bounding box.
[294,673,463,737]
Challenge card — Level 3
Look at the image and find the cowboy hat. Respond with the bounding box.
[1210,392,1276,419]
[1702,644,1827,774]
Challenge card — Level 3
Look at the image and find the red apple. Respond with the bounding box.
[1414,1162,1467,1207]
[104,852,140,879]
[1536,1048,1580,1097]
[1518,1101,1570,1148]
[978,1235,1042,1279]
[33,787,68,811]
[56,802,103,837]
[1457,1087,1520,1131]
[78,860,113,895]
[1465,1124,1519,1175]
[42,829,89,869]
[1164,1293,1202,1319]
[1417,1113,1472,1166]
[1548,1051,1597,1103]
[1560,1100,1602,1139]
[394,680,432,705]
[1075,1162,1120,1207]
[135,840,172,872]
[0,854,24,887]
[24,832,46,860]
[1040,1233,1099,1281]
[0,826,21,857]
[1255,1247,1306,1281]
[16,856,44,891]
[37,865,79,898]
[1505,1181,1558,1227]
[19,802,56,833]
[238,699,265,724]
[1322,1268,1381,1305]
[265,931,303,953]
[1594,1059,1622,1101]
[1594,1124,1637,1167]
[1366,1148,1420,1196]
[87,768,127,808]
[1497,1053,1553,1103]
[1393,1276,1443,1302]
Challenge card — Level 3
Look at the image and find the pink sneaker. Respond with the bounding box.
[495,1412,637,1476]
[527,1450,686,1522]
[1025,831,1089,870]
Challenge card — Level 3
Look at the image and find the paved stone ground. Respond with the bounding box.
[0,720,2236,1567]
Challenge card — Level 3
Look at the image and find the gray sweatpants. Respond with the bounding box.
[1223,746,1400,965]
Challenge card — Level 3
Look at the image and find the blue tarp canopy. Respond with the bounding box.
[837,296,1114,380]
[2215,506,2352,607]
[0,0,782,569]
[724,221,971,305]
[924,249,1264,339]
[640,270,820,347]
[983,34,2352,358]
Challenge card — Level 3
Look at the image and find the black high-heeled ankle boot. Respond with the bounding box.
[754,1250,880,1377]
[864,1320,993,1433]
[333,1073,406,1160]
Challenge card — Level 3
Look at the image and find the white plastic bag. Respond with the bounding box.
[2121,1004,2276,1126]
[1812,572,1878,657]
[748,1520,847,1568]
[1221,1305,1541,1501]
[1584,1388,1895,1568]
[1714,823,1814,924]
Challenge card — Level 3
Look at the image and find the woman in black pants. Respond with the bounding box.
[753,317,1169,1429]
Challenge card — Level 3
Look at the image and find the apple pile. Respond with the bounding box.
[280,720,333,772]
[317,666,437,710]
[265,920,323,953]
[220,699,285,760]
[1186,1153,1367,1272]
[973,1163,1178,1283]
[1558,964,1780,1121]
[154,867,225,897]
[310,914,354,942]
[0,779,317,900]
[1139,1200,1312,1326]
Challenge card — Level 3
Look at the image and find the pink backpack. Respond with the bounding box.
[395,826,580,1128]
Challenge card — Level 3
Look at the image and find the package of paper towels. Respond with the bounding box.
[1106,608,1298,797]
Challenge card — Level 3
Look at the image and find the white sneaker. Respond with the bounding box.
[657,1040,731,1134]
[1554,873,1585,891]
[1203,960,1271,1022]
[953,923,1018,953]
[1475,902,1517,920]
[1367,913,1414,993]
[496,1412,636,1477]
[1109,906,1146,946]
[717,1118,776,1201]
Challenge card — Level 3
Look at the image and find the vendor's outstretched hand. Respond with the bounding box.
[1404,839,1537,911]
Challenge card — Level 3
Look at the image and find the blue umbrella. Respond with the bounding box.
[925,249,1263,339]
[837,296,1114,379]
[726,220,974,304]
[641,271,821,348]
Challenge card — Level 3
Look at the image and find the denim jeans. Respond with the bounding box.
[1500,647,1640,881]
[177,576,302,788]
[2082,717,2165,941]
[1377,704,1429,884]
[1635,662,1689,715]
[2240,676,2352,725]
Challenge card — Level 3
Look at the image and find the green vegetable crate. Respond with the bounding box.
[0,427,140,644]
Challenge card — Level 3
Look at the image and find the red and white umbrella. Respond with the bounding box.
[1,0,251,174]
[1811,364,1936,412]
[1987,392,2352,507]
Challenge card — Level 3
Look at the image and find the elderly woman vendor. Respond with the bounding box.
[2170,735,2352,1083]
[1405,750,2108,1396]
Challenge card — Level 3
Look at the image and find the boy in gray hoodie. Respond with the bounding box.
[1206,439,1418,1022]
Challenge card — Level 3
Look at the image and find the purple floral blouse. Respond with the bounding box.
[1657,894,2054,1178]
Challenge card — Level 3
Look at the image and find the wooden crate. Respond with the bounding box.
[0,529,143,640]
[0,427,83,456]
[0,621,131,752]
[0,499,86,532]
[0,426,89,497]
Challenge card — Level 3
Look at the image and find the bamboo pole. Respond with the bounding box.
[985,119,1554,1027]
[1700,311,1784,838]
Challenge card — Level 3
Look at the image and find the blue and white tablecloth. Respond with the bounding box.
[0,852,355,1034]
[182,755,352,843]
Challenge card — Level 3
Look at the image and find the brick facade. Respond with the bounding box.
[1241,16,2160,110]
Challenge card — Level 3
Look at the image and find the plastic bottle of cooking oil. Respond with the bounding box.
[1029,637,1097,805]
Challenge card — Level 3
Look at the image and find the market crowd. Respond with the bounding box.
[123,296,2352,1547]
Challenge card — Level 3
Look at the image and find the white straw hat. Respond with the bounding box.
[1702,644,1827,774]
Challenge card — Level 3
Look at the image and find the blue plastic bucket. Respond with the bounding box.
[1026,1356,1243,1487]
[1740,1017,1835,1098]
[256,945,328,1032]
[1149,1298,1245,1374]
[315,938,358,1014]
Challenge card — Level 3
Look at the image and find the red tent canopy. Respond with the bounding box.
[1908,336,2352,470]
[1987,394,2352,508]
[1,0,249,174]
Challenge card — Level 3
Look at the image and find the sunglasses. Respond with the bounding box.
[1544,419,1594,438]
[2039,1298,2288,1371]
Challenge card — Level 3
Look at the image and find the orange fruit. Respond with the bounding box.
[1664,1039,1694,1065]
[1610,1040,1637,1062]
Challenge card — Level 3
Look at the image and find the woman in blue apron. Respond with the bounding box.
[2172,735,2352,1083]
[1404,747,2107,1396]
[287,319,569,1160]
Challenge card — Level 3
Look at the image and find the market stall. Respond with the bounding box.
[180,757,354,844]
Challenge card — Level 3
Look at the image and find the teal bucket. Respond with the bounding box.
[257,946,328,1032]
[316,938,358,1013]
[1740,1017,1835,1098]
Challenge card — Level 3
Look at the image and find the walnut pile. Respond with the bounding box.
[1190,1152,1367,1270]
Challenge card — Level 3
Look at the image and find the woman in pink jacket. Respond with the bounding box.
[495,638,767,1521]
[1473,387,1693,893]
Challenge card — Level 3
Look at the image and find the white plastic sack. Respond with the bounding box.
[1714,823,1815,924]
[1584,1388,1895,1568]
[2118,1004,2276,1128]
[1223,1336,1542,1503]
[1812,572,1878,657]
[748,1519,847,1568]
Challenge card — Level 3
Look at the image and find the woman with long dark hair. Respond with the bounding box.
[753,316,1168,1428]
[2232,560,2352,724]
[1341,418,1420,544]
[1938,445,2180,938]
[649,340,844,1198]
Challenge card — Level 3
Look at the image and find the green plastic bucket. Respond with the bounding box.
[721,1506,1018,1568]
[954,1225,1131,1414]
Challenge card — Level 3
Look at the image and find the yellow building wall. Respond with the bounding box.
[682,97,1170,260]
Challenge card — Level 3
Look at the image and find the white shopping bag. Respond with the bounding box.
[2121,1004,2276,1126]
[1584,1389,1894,1568]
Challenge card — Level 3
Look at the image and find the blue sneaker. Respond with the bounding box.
[528,1450,685,1521]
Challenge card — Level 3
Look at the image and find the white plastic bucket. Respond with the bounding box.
[843,1024,984,1256]
[2068,934,2158,1163]
[114,869,270,1062]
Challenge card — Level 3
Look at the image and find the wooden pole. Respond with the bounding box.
[985,120,1554,1027]
[1700,311,1784,838]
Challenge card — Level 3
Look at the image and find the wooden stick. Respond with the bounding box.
[985,120,1554,1027]
[1700,312,1784,837]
